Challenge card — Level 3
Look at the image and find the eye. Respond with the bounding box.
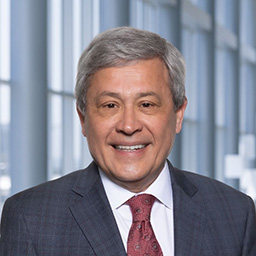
[104,103,117,108]
[141,102,153,108]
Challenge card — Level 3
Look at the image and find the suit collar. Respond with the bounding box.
[99,161,173,211]
[70,162,126,256]
[168,161,198,197]
[168,161,207,256]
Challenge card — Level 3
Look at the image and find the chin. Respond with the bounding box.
[116,170,150,182]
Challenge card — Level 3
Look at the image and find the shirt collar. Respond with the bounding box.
[99,161,173,211]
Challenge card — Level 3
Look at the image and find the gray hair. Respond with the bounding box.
[75,26,186,114]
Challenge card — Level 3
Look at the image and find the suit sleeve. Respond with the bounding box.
[0,197,37,256]
[242,196,256,256]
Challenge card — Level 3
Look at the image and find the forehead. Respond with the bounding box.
[88,58,170,93]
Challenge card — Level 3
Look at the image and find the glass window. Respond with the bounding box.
[48,94,63,179]
[241,0,256,46]
[215,48,229,181]
[0,0,11,211]
[240,62,256,134]
[130,0,157,31]
[181,27,199,172]
[47,0,95,179]
[188,0,212,13]
[216,0,238,34]
[0,0,10,80]
[1,0,256,205]
[182,26,215,177]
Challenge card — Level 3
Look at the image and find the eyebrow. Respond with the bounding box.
[97,91,121,99]
[97,91,161,101]
[137,91,161,100]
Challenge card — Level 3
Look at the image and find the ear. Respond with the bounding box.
[175,97,187,134]
[76,105,87,137]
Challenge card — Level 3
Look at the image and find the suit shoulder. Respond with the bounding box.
[179,169,254,206]
[4,168,86,212]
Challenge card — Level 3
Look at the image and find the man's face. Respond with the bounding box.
[77,58,187,192]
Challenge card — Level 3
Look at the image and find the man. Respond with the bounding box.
[0,27,256,255]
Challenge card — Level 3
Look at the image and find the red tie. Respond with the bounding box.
[126,194,163,256]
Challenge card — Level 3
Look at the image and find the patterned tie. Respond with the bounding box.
[126,194,163,256]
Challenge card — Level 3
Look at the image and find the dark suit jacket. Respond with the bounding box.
[0,161,256,255]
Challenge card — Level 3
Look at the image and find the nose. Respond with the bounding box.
[116,106,143,135]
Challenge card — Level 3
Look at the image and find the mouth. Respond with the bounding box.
[113,144,147,152]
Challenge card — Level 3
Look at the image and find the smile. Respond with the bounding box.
[114,145,146,151]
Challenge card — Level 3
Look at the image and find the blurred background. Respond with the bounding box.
[0,0,256,213]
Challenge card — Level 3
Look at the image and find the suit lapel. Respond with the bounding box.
[169,163,207,256]
[69,162,126,256]
[69,161,208,255]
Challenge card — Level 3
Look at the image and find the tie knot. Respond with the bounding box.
[127,194,156,222]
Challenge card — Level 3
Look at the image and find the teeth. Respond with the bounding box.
[115,145,146,151]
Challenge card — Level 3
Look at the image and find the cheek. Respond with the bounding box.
[154,113,176,133]
[85,116,112,145]
[85,127,104,160]
[153,116,176,145]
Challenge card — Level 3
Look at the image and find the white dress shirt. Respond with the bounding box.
[99,161,174,256]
